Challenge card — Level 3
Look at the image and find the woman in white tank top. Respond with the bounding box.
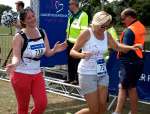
[6,7,67,114]
[70,11,142,114]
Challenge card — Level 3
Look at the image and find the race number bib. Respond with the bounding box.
[96,59,107,77]
[30,43,45,58]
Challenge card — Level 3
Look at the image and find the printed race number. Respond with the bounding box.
[97,59,107,77]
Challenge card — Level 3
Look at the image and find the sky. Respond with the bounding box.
[0,0,115,12]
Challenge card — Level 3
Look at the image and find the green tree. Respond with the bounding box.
[104,0,150,26]
[80,0,150,26]
[80,0,101,23]
[0,4,12,24]
[132,0,150,26]
[80,0,108,23]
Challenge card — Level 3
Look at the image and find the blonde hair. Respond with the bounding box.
[91,11,112,28]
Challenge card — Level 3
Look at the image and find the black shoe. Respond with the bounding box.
[70,80,78,85]
[64,80,72,83]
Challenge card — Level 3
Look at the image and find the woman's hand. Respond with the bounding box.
[130,44,143,51]
[53,41,67,53]
[5,64,16,74]
[82,51,93,59]
[133,44,143,50]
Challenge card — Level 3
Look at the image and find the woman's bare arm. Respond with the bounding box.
[70,29,92,59]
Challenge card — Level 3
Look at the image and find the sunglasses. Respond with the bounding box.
[99,25,108,29]
[69,2,76,5]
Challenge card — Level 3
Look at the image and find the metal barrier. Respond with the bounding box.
[0,68,118,111]
[45,77,84,101]
[0,34,13,68]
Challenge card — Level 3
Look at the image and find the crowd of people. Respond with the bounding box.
[5,0,146,114]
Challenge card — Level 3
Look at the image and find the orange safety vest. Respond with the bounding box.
[119,21,146,58]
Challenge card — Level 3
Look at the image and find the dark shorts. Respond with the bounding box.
[119,60,144,89]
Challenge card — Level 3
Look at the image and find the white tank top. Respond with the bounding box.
[15,35,46,75]
[78,28,108,75]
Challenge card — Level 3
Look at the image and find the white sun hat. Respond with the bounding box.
[92,11,112,26]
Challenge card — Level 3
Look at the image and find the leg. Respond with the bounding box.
[73,49,80,84]
[75,108,90,114]
[10,72,32,114]
[70,57,80,85]
[31,73,47,114]
[113,63,129,114]
[97,75,109,114]
[76,90,100,114]
[114,84,127,114]
[128,88,138,114]
[128,60,144,114]
[127,61,143,114]
[98,85,108,114]
[76,74,100,114]
[67,41,75,82]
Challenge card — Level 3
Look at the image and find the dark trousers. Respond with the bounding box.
[67,41,80,81]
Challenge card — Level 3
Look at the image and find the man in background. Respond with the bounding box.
[65,0,88,85]
[14,1,24,33]
[113,8,146,114]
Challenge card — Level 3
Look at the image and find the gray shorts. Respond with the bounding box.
[79,74,109,95]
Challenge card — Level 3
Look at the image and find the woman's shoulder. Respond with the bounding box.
[79,28,91,41]
[81,28,91,36]
[13,31,25,43]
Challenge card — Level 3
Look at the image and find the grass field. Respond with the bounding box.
[0,80,150,114]
[0,80,86,114]
[0,26,15,68]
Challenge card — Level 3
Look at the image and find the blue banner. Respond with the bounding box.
[107,51,150,102]
[39,0,68,66]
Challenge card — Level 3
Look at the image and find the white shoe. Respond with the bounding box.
[112,112,120,114]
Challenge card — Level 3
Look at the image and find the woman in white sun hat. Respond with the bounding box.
[70,11,142,114]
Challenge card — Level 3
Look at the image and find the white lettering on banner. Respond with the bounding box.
[148,75,150,82]
[55,1,64,13]
[40,0,67,18]
[139,73,150,82]
[140,74,146,81]
[40,13,68,18]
